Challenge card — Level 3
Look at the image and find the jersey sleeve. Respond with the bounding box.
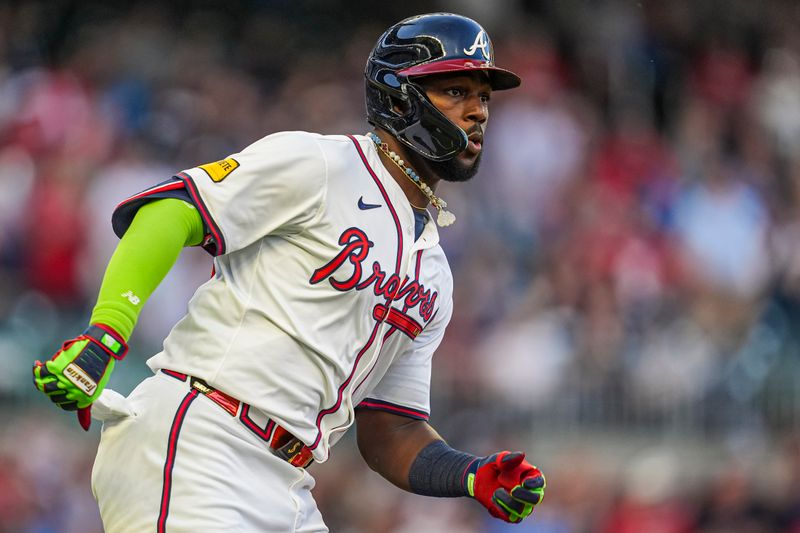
[174,131,327,255]
[111,177,221,254]
[357,298,454,421]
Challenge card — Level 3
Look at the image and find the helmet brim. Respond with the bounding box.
[398,59,521,91]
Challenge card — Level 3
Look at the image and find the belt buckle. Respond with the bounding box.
[273,438,314,468]
[190,377,213,394]
[270,426,313,468]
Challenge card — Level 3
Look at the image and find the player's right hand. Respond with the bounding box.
[33,325,128,429]
[465,451,546,523]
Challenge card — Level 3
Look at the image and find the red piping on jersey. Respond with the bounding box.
[239,404,276,442]
[385,250,425,340]
[353,249,426,394]
[114,181,186,211]
[177,172,227,255]
[157,389,199,533]
[308,135,405,451]
[353,303,439,402]
[351,303,402,396]
[408,251,424,312]
[161,369,188,381]
[348,136,403,274]
[357,399,429,420]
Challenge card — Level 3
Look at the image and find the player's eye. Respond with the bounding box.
[444,87,465,98]
[480,92,492,103]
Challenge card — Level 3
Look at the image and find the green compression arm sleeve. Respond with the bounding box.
[89,198,205,341]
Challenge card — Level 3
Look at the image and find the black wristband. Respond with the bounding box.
[408,440,481,497]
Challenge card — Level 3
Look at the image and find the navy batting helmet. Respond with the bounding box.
[365,13,521,161]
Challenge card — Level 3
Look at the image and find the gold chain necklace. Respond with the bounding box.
[367,132,456,227]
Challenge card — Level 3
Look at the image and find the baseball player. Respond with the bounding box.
[33,13,545,532]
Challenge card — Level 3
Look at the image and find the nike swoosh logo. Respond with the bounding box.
[358,197,382,210]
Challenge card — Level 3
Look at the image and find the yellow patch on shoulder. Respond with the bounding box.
[199,157,240,182]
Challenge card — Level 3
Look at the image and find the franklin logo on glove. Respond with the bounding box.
[64,364,98,395]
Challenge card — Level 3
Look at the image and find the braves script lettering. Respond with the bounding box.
[310,228,438,322]
[309,227,373,291]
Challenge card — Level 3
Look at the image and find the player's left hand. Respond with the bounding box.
[32,325,128,430]
[465,451,546,523]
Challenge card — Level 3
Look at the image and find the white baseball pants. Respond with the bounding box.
[91,372,328,532]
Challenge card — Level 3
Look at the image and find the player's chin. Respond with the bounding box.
[426,150,481,183]
[447,152,482,182]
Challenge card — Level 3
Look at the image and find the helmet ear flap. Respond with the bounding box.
[389,94,411,116]
[395,83,468,161]
[368,79,468,162]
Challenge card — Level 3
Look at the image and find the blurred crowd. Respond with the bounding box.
[3,0,800,531]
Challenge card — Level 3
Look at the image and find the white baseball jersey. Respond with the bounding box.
[113,132,454,462]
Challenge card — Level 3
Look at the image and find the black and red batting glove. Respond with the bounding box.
[464,451,546,523]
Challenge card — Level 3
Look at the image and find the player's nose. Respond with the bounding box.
[465,96,488,125]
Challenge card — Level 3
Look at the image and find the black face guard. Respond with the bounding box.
[387,83,469,162]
